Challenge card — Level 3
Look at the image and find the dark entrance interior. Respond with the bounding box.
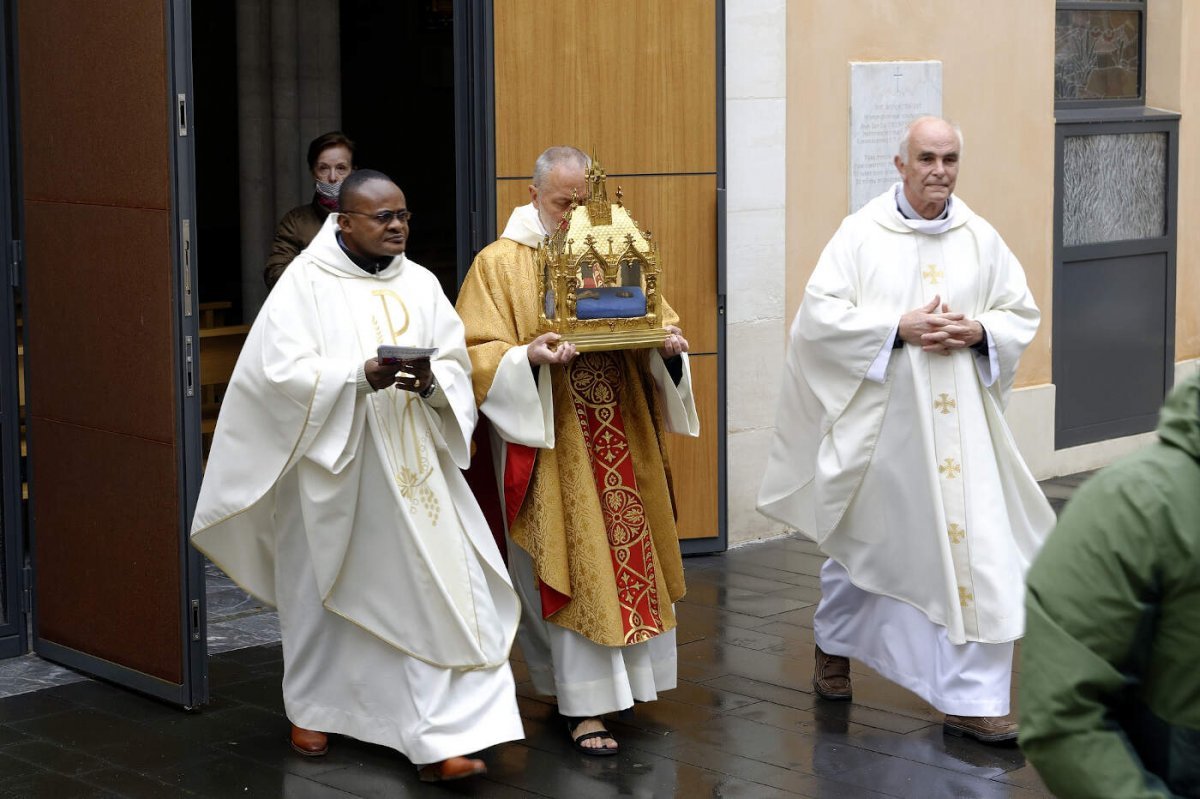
[342,0,458,298]
[190,0,459,330]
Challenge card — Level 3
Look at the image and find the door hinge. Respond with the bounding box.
[177,93,189,137]
[21,563,32,614]
[184,335,195,397]
[10,239,21,288]
[190,598,201,641]
[181,219,193,317]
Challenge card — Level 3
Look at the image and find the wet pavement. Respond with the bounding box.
[0,475,1089,797]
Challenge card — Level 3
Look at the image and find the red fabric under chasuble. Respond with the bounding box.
[503,442,537,532]
[568,353,666,644]
[467,418,570,617]
[503,440,570,618]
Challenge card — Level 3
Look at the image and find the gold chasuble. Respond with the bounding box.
[457,233,687,647]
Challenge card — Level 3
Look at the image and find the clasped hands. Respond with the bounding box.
[526,325,689,365]
[364,356,434,393]
[898,295,983,355]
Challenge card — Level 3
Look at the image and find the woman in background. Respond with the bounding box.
[264,131,355,289]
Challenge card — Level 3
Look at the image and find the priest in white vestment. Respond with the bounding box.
[455,147,700,755]
[758,117,1055,744]
[191,171,522,782]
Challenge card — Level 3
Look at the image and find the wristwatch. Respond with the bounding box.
[419,378,438,400]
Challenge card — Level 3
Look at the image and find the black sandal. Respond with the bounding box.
[564,716,620,757]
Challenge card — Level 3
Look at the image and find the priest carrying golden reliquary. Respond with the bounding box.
[455,146,699,756]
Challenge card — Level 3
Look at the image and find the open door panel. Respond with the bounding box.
[17,0,205,705]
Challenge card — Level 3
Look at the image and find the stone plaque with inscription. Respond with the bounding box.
[849,61,942,213]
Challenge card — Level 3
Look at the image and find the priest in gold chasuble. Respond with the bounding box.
[456,147,699,754]
[758,118,1054,745]
[191,172,521,782]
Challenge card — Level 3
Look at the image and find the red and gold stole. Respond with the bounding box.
[567,351,666,644]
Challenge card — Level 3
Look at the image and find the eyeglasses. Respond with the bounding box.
[342,209,413,225]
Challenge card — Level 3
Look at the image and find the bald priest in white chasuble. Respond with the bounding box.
[759,117,1055,745]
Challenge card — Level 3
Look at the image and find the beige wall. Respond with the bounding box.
[785,1,1055,387]
[1148,0,1200,361]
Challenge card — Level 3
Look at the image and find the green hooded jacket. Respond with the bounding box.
[1019,372,1200,798]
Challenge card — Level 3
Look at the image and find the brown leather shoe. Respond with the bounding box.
[289,724,328,757]
[943,714,1019,744]
[418,755,487,782]
[813,644,852,700]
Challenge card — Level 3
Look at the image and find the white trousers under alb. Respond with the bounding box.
[507,539,677,717]
[814,559,1013,717]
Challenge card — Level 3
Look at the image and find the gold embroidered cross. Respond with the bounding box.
[938,458,961,479]
[934,393,957,414]
[958,586,974,607]
[947,523,966,544]
[922,264,943,285]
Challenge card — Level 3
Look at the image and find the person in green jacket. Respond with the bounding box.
[1019,372,1200,798]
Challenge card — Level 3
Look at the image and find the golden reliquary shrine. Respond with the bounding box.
[537,161,669,352]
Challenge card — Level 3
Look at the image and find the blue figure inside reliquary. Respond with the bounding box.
[536,160,669,352]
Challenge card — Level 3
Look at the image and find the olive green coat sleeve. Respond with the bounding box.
[1020,433,1200,798]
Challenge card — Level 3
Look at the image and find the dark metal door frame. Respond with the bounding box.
[0,0,26,660]
[168,0,209,708]
[1052,107,1180,448]
[452,0,496,279]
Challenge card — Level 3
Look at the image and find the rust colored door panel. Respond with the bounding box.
[18,0,205,704]
[30,423,184,681]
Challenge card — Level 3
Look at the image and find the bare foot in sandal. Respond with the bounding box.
[567,717,619,755]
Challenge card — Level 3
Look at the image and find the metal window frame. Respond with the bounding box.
[1052,108,1180,448]
[1054,0,1147,110]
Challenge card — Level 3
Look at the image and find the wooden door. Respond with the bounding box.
[492,0,723,549]
[17,0,206,705]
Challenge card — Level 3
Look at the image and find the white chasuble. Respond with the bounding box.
[758,188,1054,646]
[191,217,522,759]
